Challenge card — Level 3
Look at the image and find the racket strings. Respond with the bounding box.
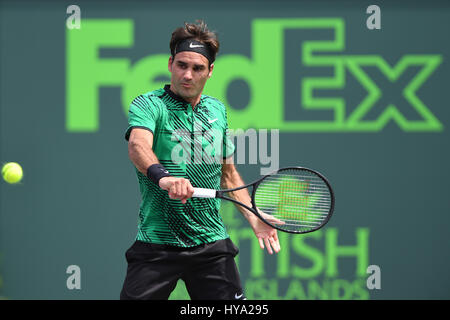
[255,194,331,206]
[254,169,332,233]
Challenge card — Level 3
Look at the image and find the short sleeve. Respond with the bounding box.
[124,95,161,141]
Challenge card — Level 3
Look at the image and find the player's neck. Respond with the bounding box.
[169,85,201,109]
[184,96,201,108]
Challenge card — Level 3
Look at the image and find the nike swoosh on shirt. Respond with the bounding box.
[208,118,218,124]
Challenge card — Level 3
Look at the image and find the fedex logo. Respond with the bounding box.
[66,18,443,132]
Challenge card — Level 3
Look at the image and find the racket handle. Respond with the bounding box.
[192,188,217,198]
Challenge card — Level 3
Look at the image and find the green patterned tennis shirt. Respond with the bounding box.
[125,85,235,247]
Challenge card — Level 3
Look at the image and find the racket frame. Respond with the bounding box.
[216,166,335,234]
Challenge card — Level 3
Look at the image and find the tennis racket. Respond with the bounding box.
[192,167,335,234]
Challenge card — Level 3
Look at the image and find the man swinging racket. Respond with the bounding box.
[120,20,281,300]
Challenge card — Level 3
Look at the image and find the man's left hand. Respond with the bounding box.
[249,211,283,255]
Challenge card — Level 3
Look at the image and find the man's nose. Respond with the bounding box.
[183,69,193,81]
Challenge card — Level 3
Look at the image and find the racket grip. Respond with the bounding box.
[192,188,217,198]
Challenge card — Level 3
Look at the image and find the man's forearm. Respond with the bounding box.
[221,167,258,223]
[128,139,160,175]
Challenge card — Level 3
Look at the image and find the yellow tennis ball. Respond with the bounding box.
[2,162,23,184]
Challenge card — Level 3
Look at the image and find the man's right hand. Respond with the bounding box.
[159,177,195,204]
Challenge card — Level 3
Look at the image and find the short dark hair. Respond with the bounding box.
[170,20,220,64]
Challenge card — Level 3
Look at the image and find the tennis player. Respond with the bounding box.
[120,20,281,300]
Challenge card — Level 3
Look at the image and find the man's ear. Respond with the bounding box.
[168,56,173,72]
[208,63,214,78]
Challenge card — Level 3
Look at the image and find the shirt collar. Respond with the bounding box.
[164,84,205,108]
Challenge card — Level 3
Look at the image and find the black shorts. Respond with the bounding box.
[120,238,246,300]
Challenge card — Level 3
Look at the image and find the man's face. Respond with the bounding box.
[168,51,214,102]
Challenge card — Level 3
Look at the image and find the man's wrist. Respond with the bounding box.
[239,207,257,223]
[146,164,172,186]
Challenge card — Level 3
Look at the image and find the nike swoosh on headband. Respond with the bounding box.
[189,42,204,48]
